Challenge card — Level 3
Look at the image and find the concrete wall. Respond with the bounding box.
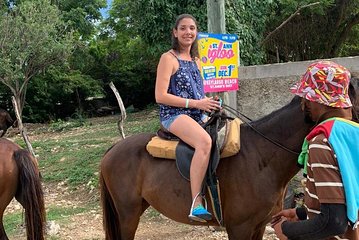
[237,56,359,120]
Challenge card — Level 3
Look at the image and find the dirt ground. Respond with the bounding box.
[5,182,279,240]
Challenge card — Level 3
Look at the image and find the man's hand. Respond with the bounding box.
[271,217,288,240]
[272,208,299,223]
[271,208,299,240]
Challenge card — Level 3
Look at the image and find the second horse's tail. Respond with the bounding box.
[14,149,45,240]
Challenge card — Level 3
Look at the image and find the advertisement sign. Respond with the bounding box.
[197,33,240,93]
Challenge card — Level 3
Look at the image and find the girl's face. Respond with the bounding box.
[173,18,197,48]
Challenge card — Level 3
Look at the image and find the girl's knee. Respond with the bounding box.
[196,135,212,154]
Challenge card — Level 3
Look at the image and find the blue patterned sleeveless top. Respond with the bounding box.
[159,52,205,122]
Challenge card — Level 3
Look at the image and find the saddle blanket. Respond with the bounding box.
[146,118,241,159]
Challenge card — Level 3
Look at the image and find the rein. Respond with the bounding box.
[222,104,300,155]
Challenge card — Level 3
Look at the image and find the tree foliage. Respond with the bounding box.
[226,0,273,65]
[264,0,359,62]
[56,0,106,40]
[0,0,74,116]
[108,0,207,58]
[0,0,106,122]
[340,25,359,57]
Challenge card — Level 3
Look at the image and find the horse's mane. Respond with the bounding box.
[349,77,359,122]
[251,96,301,127]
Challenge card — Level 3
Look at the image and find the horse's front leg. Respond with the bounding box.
[226,221,257,240]
[251,225,267,240]
[0,218,9,240]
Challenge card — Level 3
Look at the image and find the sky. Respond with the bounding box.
[100,0,112,19]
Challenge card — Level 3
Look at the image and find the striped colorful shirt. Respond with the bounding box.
[305,134,359,240]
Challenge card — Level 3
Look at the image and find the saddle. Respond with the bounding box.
[146,112,242,226]
[147,117,241,159]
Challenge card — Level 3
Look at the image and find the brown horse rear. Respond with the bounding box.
[0,138,45,240]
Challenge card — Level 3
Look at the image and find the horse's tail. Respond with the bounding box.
[14,149,45,240]
[100,170,121,240]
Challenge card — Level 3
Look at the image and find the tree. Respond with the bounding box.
[56,0,106,40]
[263,0,359,62]
[340,25,359,57]
[109,0,207,58]
[0,0,106,123]
[226,0,273,65]
[0,0,73,153]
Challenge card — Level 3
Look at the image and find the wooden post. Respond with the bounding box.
[207,0,237,117]
[109,82,126,139]
[11,96,37,159]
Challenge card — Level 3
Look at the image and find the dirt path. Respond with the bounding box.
[5,183,279,240]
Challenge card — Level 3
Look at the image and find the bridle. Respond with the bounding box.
[222,104,301,155]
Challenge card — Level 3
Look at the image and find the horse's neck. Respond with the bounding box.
[244,99,310,183]
[257,101,307,145]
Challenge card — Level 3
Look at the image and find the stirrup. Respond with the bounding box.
[188,193,212,222]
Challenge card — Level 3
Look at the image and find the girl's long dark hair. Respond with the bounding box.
[171,14,199,60]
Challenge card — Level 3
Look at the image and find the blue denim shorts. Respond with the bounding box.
[161,114,208,131]
[161,115,181,131]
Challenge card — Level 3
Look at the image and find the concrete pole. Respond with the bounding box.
[207,0,226,34]
[207,0,237,116]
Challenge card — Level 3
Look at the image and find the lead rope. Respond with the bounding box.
[222,104,300,155]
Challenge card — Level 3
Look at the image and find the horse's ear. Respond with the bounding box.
[349,77,357,101]
[6,112,14,125]
[349,76,359,122]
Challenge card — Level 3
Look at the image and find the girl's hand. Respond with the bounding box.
[194,97,222,112]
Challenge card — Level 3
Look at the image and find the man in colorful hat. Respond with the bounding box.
[271,60,359,240]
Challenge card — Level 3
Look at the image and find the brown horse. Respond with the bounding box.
[0,138,45,240]
[100,84,358,239]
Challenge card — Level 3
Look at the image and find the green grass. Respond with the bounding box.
[3,212,22,236]
[47,206,88,221]
[29,107,160,188]
[4,206,88,236]
[10,106,160,190]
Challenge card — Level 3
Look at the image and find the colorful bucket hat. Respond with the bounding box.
[290,60,352,108]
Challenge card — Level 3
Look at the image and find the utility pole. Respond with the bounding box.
[207,0,237,116]
[207,0,226,34]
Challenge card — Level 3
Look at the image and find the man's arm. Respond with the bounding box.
[282,203,348,240]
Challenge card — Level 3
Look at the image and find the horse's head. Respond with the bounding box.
[350,76,359,122]
[0,109,15,137]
